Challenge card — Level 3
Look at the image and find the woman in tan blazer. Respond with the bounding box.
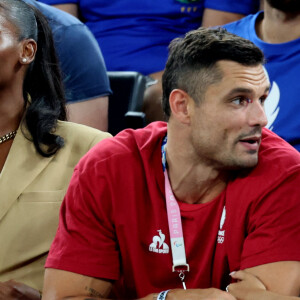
[0,0,111,299]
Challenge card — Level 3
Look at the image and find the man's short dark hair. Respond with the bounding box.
[162,27,265,119]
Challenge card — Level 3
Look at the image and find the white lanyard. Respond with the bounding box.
[162,136,189,289]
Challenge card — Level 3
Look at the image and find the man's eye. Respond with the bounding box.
[259,96,267,104]
[232,97,252,105]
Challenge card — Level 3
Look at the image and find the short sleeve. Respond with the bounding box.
[240,169,300,269]
[46,161,120,280]
[204,0,260,15]
[53,24,111,103]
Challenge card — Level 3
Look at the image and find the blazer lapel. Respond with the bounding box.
[0,128,53,220]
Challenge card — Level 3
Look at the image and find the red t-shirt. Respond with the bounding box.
[46,122,300,299]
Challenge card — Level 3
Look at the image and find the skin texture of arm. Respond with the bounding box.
[42,269,235,300]
[243,261,300,296]
[228,269,300,300]
[52,3,78,17]
[42,269,112,300]
[67,96,109,131]
[0,280,41,300]
[43,261,300,299]
[201,8,246,27]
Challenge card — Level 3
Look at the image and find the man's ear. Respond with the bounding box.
[19,39,37,65]
[169,89,193,125]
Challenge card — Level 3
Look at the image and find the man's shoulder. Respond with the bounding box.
[252,128,300,182]
[97,121,166,152]
[227,129,300,206]
[231,128,300,194]
[260,128,300,166]
[78,122,167,166]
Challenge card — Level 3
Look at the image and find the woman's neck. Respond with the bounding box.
[0,91,24,135]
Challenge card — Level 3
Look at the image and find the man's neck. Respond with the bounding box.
[165,143,228,205]
[256,3,300,43]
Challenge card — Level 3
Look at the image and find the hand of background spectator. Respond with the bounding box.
[0,280,41,300]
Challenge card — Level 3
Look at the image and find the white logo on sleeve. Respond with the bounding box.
[149,229,169,254]
[265,81,280,130]
[217,207,226,244]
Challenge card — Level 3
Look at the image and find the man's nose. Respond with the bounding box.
[247,100,268,127]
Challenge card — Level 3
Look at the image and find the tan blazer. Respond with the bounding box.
[0,120,111,290]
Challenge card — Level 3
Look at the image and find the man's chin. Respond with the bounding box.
[237,154,259,169]
[223,153,259,170]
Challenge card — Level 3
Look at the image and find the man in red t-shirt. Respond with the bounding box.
[42,27,300,300]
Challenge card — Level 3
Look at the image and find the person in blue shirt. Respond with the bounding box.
[223,0,300,151]
[37,0,260,122]
[26,0,111,131]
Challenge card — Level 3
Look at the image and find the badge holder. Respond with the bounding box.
[173,264,189,289]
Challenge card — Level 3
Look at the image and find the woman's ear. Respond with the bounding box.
[169,89,193,125]
[19,39,37,65]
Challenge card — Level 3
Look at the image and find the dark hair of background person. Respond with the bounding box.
[162,27,265,119]
[266,0,300,12]
[0,0,67,157]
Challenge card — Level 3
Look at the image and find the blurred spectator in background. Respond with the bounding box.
[38,0,260,122]
[27,0,111,131]
[223,0,300,151]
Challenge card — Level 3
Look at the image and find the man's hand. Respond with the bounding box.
[153,288,236,300]
[230,270,266,290]
[227,270,267,300]
[0,280,41,300]
[227,270,300,300]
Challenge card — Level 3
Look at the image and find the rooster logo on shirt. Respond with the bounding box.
[149,230,169,254]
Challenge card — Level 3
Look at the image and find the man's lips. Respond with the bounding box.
[238,135,261,151]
